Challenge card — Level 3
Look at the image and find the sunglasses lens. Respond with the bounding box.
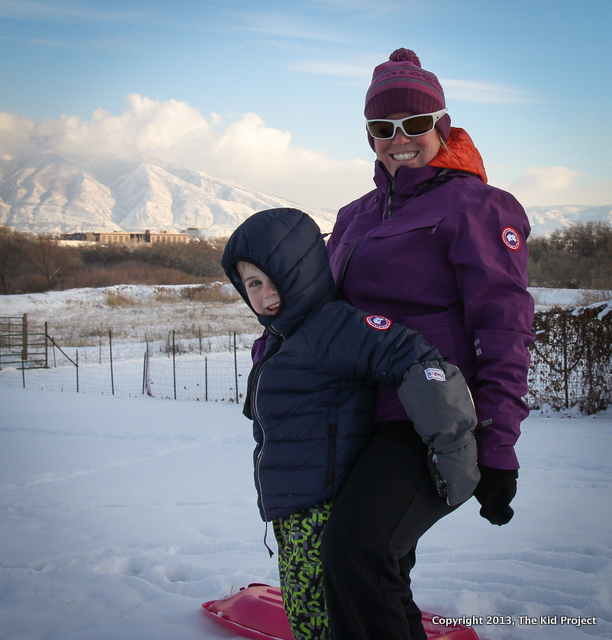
[367,121,395,139]
[402,115,434,136]
[367,113,439,139]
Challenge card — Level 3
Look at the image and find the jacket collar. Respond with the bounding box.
[373,126,487,195]
[373,162,440,197]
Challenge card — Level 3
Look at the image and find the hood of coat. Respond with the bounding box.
[429,127,487,183]
[221,208,335,337]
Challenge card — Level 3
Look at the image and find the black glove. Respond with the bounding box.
[473,465,518,526]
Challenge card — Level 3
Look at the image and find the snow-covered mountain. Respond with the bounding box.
[0,152,337,237]
[524,204,612,236]
[0,151,610,237]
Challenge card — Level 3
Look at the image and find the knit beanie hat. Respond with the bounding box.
[365,48,451,146]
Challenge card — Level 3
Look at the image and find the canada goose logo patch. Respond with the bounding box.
[365,315,392,330]
[501,227,521,251]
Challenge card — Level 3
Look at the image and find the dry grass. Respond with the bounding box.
[40,298,260,347]
[576,289,612,306]
[2,283,258,350]
[181,284,240,303]
[105,291,140,307]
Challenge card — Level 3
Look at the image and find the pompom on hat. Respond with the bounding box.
[365,48,451,147]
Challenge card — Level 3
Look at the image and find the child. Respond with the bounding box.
[221,207,479,640]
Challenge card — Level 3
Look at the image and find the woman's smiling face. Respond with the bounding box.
[374,112,441,175]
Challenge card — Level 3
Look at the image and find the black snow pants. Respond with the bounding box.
[321,420,459,640]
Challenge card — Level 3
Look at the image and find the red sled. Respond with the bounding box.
[202,583,479,640]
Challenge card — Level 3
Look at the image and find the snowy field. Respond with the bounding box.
[1,286,611,640]
[1,285,609,348]
[0,284,260,347]
[0,387,610,640]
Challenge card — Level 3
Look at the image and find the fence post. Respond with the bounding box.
[142,346,148,396]
[109,330,115,395]
[21,348,26,388]
[205,355,208,402]
[44,322,49,368]
[76,349,80,393]
[22,314,28,362]
[234,332,239,403]
[172,330,177,400]
[562,314,569,409]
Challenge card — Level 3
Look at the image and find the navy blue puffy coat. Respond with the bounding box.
[222,208,441,521]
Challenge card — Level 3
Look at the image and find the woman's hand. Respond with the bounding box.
[473,464,518,525]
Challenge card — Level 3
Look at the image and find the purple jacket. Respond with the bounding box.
[327,161,534,470]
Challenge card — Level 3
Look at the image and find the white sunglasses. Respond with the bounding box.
[366,109,448,139]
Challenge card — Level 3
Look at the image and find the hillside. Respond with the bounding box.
[1,151,610,237]
[0,152,336,237]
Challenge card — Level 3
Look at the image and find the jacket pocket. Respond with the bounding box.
[326,422,338,489]
[369,215,445,239]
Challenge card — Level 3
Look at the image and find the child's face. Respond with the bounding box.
[240,263,281,316]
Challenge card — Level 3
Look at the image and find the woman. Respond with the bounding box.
[321,48,534,640]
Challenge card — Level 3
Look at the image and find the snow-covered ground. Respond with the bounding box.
[1,285,609,349]
[0,284,260,347]
[0,387,610,640]
[1,286,611,640]
[2,285,609,342]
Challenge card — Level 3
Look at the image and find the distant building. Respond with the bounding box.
[96,230,191,244]
[60,229,201,245]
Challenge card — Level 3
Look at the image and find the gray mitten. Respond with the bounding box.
[398,360,480,506]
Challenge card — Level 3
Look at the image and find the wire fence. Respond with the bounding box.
[0,327,255,403]
[526,303,612,414]
[1,304,611,413]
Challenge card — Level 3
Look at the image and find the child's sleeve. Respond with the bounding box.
[305,303,480,505]
[304,302,440,383]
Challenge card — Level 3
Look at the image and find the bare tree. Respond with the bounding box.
[0,226,31,294]
[528,222,612,289]
[23,234,75,289]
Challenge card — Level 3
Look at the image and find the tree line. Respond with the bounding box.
[0,227,227,294]
[1,221,611,295]
[527,221,612,290]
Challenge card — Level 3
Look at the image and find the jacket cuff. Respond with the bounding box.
[475,427,520,470]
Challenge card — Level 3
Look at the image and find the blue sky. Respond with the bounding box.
[0,0,610,211]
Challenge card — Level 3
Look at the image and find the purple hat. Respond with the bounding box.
[365,48,451,146]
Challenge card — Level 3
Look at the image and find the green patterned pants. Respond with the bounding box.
[273,501,334,640]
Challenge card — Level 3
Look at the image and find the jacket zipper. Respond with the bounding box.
[384,173,395,220]
[325,422,338,489]
[252,330,283,523]
[383,166,451,221]
[337,167,452,299]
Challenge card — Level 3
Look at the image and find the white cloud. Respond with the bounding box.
[7,95,605,212]
[0,95,373,211]
[493,166,612,207]
[0,112,36,151]
[442,79,533,104]
[288,58,534,105]
[512,166,581,192]
[236,12,352,44]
